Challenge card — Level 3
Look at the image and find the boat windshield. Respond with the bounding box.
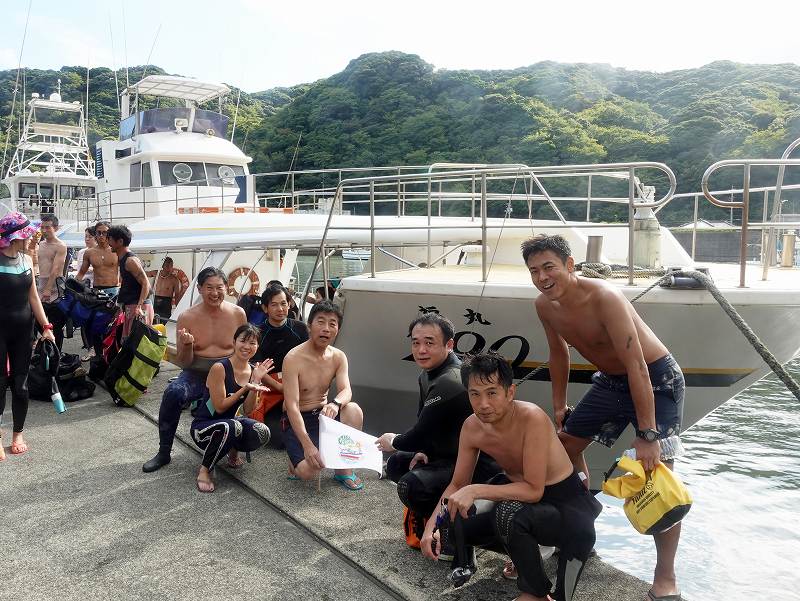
[119,108,229,140]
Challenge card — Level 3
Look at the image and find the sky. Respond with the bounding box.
[1,0,798,93]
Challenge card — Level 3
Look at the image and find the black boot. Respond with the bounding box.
[142,451,171,473]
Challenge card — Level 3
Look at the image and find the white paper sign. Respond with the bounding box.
[318,415,383,475]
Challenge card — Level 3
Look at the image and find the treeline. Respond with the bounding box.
[3,52,800,224]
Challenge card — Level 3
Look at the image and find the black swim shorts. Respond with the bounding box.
[281,407,340,467]
[562,353,684,448]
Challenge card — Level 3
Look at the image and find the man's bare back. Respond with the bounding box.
[81,246,119,287]
[177,301,246,360]
[463,401,573,486]
[283,340,343,412]
[536,277,667,374]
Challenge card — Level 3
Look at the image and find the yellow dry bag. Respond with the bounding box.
[602,455,692,535]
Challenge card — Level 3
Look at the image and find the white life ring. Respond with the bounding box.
[227,267,260,297]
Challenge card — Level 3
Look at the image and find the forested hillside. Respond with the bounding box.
[3,51,800,222]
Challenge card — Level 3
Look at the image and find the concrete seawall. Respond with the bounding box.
[2,338,656,600]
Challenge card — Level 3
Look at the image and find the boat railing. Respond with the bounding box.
[303,162,676,304]
[701,156,800,286]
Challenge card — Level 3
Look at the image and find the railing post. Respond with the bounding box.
[586,174,593,221]
[396,168,401,217]
[739,165,750,287]
[471,174,476,220]
[427,177,432,268]
[691,194,699,261]
[627,167,635,286]
[370,180,376,278]
[175,183,178,214]
[481,173,488,283]
[760,189,769,264]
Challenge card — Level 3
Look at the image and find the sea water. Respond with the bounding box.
[298,254,800,599]
[594,359,800,600]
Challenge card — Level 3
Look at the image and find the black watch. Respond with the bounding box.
[329,399,342,409]
[636,428,660,443]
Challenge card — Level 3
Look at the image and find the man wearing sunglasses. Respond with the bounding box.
[76,221,120,296]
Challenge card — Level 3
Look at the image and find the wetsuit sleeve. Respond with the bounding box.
[391,376,467,454]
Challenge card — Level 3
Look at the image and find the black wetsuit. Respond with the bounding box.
[252,318,309,369]
[0,252,35,433]
[118,252,142,305]
[448,471,602,601]
[386,352,500,524]
[189,358,270,469]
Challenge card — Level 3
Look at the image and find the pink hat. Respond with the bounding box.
[0,211,41,249]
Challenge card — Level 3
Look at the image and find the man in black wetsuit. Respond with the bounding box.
[249,284,309,440]
[375,313,500,545]
[421,353,602,601]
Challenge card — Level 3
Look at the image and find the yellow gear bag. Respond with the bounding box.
[602,455,692,535]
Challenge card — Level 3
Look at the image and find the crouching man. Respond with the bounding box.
[281,300,365,490]
[421,353,602,601]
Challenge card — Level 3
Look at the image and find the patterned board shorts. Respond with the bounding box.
[563,353,685,447]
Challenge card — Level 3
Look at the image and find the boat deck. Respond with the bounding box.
[343,261,800,302]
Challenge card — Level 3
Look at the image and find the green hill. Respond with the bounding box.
[3,52,800,223]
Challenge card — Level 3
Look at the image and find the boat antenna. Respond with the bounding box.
[230,88,242,142]
[108,13,121,114]
[282,133,302,194]
[140,24,162,82]
[121,1,130,89]
[1,0,32,177]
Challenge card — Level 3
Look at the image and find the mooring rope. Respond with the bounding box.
[516,265,800,403]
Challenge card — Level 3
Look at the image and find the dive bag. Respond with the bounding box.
[104,318,167,407]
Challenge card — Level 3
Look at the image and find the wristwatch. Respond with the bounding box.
[329,399,342,409]
[636,428,660,443]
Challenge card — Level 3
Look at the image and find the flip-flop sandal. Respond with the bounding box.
[647,591,682,601]
[333,472,364,491]
[226,455,245,469]
[502,561,518,580]
[196,477,215,493]
[10,440,28,455]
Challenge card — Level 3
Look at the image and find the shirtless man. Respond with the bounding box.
[281,300,364,490]
[524,234,685,601]
[37,214,68,349]
[147,257,182,320]
[420,353,601,601]
[142,266,247,473]
[76,221,120,296]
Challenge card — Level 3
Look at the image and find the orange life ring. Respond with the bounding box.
[227,267,260,297]
[174,268,190,305]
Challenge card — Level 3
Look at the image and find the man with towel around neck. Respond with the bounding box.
[143,266,247,473]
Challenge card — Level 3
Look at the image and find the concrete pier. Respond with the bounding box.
[2,342,654,601]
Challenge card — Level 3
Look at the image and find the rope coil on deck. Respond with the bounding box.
[516,265,800,403]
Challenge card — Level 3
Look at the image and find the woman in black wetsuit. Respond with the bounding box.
[190,324,273,492]
[0,212,56,460]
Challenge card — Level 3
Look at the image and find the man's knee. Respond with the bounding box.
[339,402,363,428]
[385,452,410,483]
[495,501,560,543]
[558,431,590,459]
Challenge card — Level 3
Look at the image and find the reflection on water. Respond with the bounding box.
[294,254,798,599]
[594,359,800,600]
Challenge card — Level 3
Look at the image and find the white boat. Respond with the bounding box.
[1,80,97,219]
[52,80,800,483]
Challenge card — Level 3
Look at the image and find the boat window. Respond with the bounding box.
[39,184,54,200]
[140,108,192,134]
[192,109,229,138]
[119,115,136,140]
[130,162,141,191]
[158,161,207,186]
[205,163,245,187]
[77,186,95,198]
[59,185,74,200]
[142,162,152,187]
[19,183,37,198]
